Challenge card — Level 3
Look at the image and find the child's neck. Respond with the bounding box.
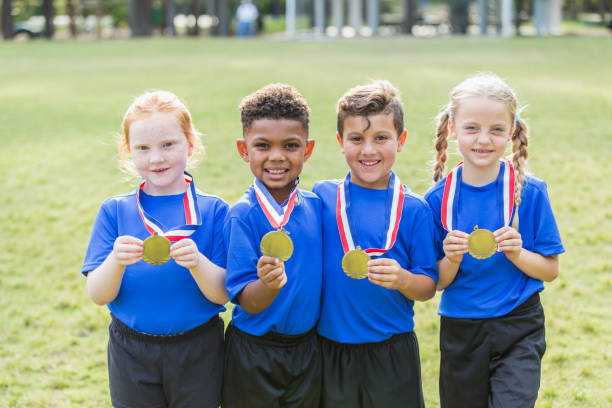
[461,161,501,187]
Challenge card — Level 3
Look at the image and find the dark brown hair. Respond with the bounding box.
[239,83,310,135]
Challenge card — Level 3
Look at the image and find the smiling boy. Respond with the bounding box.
[313,80,438,408]
[222,84,323,408]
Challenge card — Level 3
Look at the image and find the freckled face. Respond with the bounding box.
[451,97,513,175]
[237,119,314,203]
[338,113,406,189]
[128,113,192,196]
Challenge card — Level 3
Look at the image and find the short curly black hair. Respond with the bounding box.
[239,84,310,135]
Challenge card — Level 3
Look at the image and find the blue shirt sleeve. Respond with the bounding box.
[424,187,446,260]
[528,181,565,257]
[209,201,229,268]
[224,215,260,304]
[82,200,118,276]
[407,202,439,283]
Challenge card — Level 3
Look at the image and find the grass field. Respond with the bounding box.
[1,36,611,407]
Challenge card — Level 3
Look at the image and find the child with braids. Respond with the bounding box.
[424,73,565,408]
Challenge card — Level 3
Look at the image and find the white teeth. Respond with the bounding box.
[267,169,286,174]
[361,161,378,166]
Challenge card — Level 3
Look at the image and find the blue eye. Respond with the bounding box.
[163,142,174,148]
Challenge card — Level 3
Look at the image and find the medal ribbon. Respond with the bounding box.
[253,178,299,230]
[441,159,515,232]
[136,171,201,242]
[336,172,405,257]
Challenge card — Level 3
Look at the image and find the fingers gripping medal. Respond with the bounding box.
[253,179,299,262]
[467,226,497,260]
[337,173,405,279]
[143,233,171,265]
[136,172,202,266]
[441,160,515,261]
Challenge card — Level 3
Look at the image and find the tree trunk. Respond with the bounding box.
[66,0,77,37]
[599,0,606,24]
[166,0,176,35]
[402,0,418,34]
[216,0,230,36]
[2,0,14,39]
[96,0,103,38]
[42,0,55,38]
[129,0,153,36]
[189,0,202,36]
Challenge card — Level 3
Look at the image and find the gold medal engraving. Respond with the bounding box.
[143,233,171,265]
[342,246,370,279]
[260,229,294,262]
[467,225,497,260]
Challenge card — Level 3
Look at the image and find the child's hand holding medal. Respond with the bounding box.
[442,230,469,264]
[113,235,144,266]
[257,256,287,290]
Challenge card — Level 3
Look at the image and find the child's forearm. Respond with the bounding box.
[237,280,281,314]
[437,257,460,290]
[86,251,125,305]
[507,250,559,282]
[398,272,436,301]
[189,254,229,305]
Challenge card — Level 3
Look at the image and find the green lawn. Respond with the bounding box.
[1,37,611,407]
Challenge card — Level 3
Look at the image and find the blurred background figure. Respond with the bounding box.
[236,0,258,36]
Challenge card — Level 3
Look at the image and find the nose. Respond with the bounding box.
[268,146,285,161]
[362,140,376,155]
[149,147,164,163]
[476,131,490,144]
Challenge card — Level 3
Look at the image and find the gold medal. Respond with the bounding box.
[467,225,497,260]
[342,246,370,279]
[142,233,171,265]
[260,229,294,262]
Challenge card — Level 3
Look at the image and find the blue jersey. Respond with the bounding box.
[313,179,438,344]
[224,183,323,336]
[82,190,228,335]
[425,174,565,318]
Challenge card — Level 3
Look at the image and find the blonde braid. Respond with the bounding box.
[433,110,451,182]
[511,118,529,205]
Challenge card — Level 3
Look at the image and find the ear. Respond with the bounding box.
[336,132,345,154]
[236,139,249,162]
[397,129,407,152]
[187,142,194,157]
[303,140,315,162]
[448,121,457,140]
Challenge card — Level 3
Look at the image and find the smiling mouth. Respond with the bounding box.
[265,169,289,175]
[359,160,380,167]
[472,149,493,154]
[152,167,170,173]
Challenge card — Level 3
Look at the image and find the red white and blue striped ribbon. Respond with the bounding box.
[136,172,201,242]
[441,159,515,232]
[336,172,405,257]
[253,178,299,230]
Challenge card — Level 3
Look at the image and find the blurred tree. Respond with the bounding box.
[66,0,77,37]
[402,0,419,34]
[188,0,202,35]
[166,0,177,35]
[129,0,152,35]
[2,0,14,39]
[449,0,469,33]
[42,0,55,38]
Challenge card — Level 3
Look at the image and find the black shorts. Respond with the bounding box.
[221,323,321,408]
[320,331,425,408]
[108,314,224,408]
[439,292,546,408]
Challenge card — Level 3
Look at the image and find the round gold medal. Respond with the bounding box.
[142,233,171,265]
[467,225,497,260]
[342,246,370,279]
[260,229,294,262]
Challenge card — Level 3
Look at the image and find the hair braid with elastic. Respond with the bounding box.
[433,111,450,182]
[511,118,529,205]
